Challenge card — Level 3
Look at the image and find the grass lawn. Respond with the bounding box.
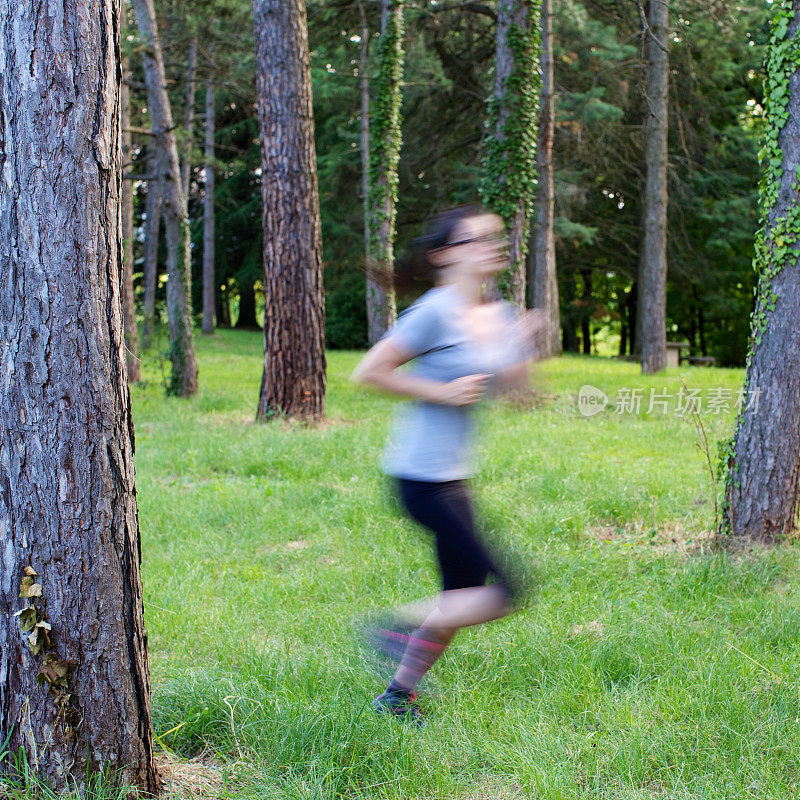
[130,329,800,799]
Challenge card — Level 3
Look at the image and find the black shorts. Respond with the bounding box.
[397,478,505,592]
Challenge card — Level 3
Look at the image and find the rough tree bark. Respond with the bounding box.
[0,0,157,793]
[181,37,197,203]
[530,0,560,355]
[202,75,216,335]
[121,9,142,383]
[723,7,800,543]
[141,141,161,350]
[366,0,402,344]
[253,0,326,419]
[133,0,198,396]
[639,0,669,374]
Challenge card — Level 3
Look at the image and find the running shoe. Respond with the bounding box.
[371,689,425,728]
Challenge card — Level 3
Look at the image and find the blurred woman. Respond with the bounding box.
[352,205,544,725]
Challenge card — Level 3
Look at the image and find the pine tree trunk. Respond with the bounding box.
[133,0,198,396]
[366,0,402,345]
[121,14,142,383]
[141,141,161,350]
[253,0,326,420]
[181,38,197,203]
[639,0,669,374]
[202,76,216,335]
[0,1,157,792]
[531,0,560,354]
[723,9,800,544]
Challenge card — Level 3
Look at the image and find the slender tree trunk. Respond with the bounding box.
[581,268,592,355]
[488,0,539,311]
[723,8,800,543]
[562,266,578,352]
[0,1,157,792]
[253,0,326,420]
[181,38,197,203]
[639,0,669,374]
[236,281,258,329]
[121,12,142,383]
[629,278,639,354]
[366,0,402,344]
[133,0,198,396]
[359,1,370,261]
[698,305,707,356]
[216,285,231,328]
[358,0,380,344]
[202,76,216,334]
[141,142,161,350]
[531,0,560,354]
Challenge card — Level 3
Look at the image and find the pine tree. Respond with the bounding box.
[253,0,327,419]
[0,1,157,790]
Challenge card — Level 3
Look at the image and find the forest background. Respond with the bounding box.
[126,0,769,368]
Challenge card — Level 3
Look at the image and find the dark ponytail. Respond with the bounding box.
[366,204,483,297]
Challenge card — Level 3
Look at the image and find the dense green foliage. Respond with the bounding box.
[125,0,769,361]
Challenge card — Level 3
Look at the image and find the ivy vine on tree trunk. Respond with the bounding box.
[366,0,403,344]
[481,0,541,310]
[720,1,800,544]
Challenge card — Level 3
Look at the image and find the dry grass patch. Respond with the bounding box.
[585,520,714,554]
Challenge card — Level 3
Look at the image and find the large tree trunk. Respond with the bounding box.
[141,141,161,350]
[181,37,197,202]
[639,0,669,374]
[121,11,142,383]
[487,0,539,311]
[723,8,800,544]
[253,0,326,420]
[133,0,198,396]
[531,0,560,355]
[366,0,402,344]
[202,75,216,334]
[0,1,157,793]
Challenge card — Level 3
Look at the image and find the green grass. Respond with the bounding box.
[114,331,800,797]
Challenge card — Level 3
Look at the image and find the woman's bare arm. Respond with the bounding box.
[351,338,489,407]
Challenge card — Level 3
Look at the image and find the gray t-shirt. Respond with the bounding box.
[381,284,523,482]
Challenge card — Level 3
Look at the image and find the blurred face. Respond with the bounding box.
[433,213,508,279]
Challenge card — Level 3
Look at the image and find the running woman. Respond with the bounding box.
[352,205,544,725]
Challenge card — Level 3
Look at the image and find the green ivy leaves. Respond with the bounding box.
[721,2,800,534]
[480,2,542,278]
[367,1,405,268]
